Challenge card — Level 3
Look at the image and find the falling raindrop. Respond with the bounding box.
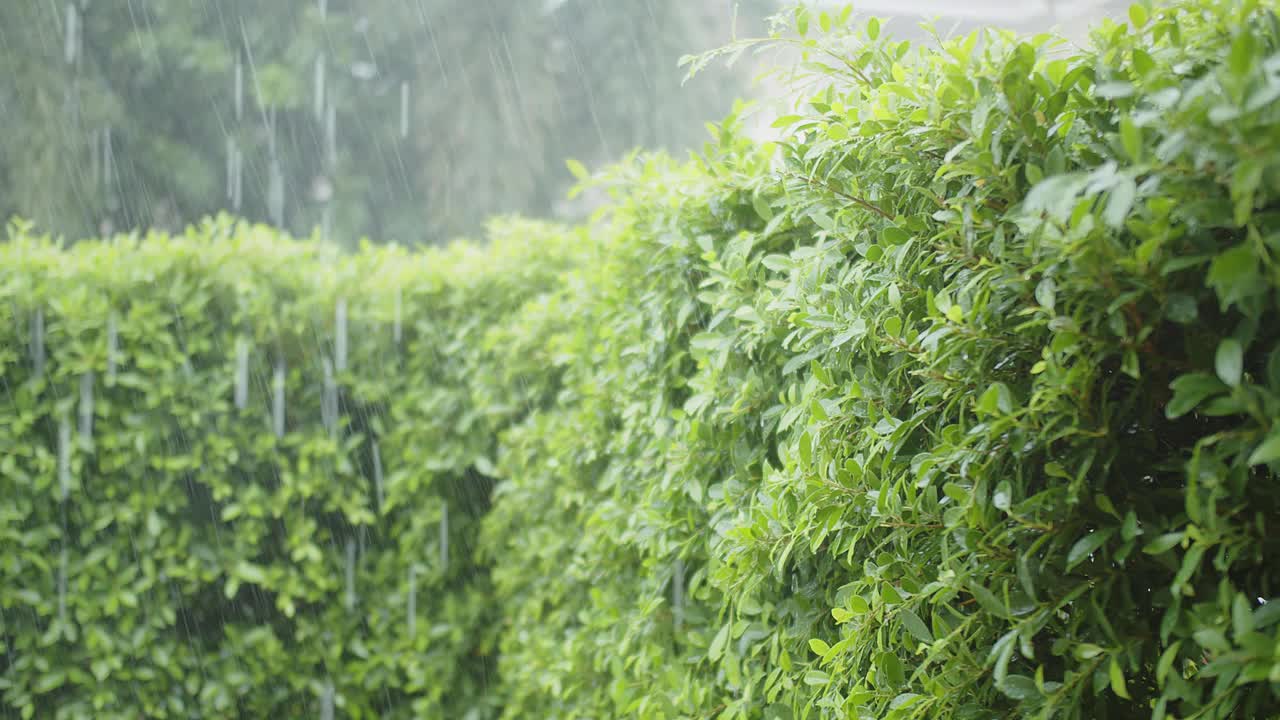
[225,138,236,201]
[319,681,335,720]
[234,58,244,122]
[272,361,286,439]
[334,298,348,372]
[58,414,72,501]
[321,357,338,438]
[325,103,337,169]
[321,203,333,245]
[106,311,119,382]
[371,441,384,511]
[64,3,79,66]
[234,336,250,410]
[313,55,326,122]
[393,287,402,347]
[344,539,357,610]
[102,126,114,191]
[268,159,285,227]
[672,558,685,630]
[399,81,410,139]
[57,547,68,624]
[90,128,100,190]
[31,308,44,379]
[231,143,243,211]
[406,565,417,636]
[318,0,328,19]
[439,501,449,572]
[78,372,94,446]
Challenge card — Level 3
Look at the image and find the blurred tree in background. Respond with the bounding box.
[0,0,768,245]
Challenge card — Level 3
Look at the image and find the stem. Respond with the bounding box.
[785,171,895,220]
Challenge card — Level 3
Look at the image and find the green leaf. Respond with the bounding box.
[565,158,589,181]
[993,481,1012,511]
[1035,277,1056,311]
[1248,429,1280,465]
[977,383,1011,415]
[881,583,903,605]
[1132,48,1156,76]
[1066,528,1115,570]
[34,670,66,694]
[804,669,830,686]
[1119,116,1142,162]
[1165,373,1225,419]
[1230,160,1262,226]
[1128,4,1149,28]
[1104,177,1136,228]
[752,193,774,221]
[881,227,910,246]
[1109,657,1131,699]
[1143,532,1184,555]
[1122,511,1142,541]
[1156,642,1182,686]
[1193,628,1229,654]
[989,630,1017,682]
[1233,593,1255,638]
[899,609,934,644]
[811,210,836,232]
[876,651,905,686]
[233,561,268,586]
[809,638,832,656]
[867,17,880,41]
[997,675,1039,700]
[1229,30,1257,78]
[709,622,731,661]
[1073,643,1105,660]
[1215,338,1243,387]
[1207,243,1262,311]
[970,584,1009,619]
[826,123,849,141]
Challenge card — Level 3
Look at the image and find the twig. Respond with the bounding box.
[783,171,895,221]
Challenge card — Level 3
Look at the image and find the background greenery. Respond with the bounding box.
[0,0,770,246]
[4,1,1280,718]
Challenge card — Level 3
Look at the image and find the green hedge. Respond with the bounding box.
[0,217,587,718]
[5,1,1280,718]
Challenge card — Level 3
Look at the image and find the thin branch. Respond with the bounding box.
[783,170,894,220]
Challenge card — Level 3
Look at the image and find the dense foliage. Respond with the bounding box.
[0,218,588,717]
[5,1,1280,718]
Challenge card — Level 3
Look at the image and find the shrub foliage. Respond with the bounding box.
[4,1,1280,719]
[0,218,586,717]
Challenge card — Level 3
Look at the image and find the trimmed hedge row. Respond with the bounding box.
[5,1,1280,718]
[0,217,587,718]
